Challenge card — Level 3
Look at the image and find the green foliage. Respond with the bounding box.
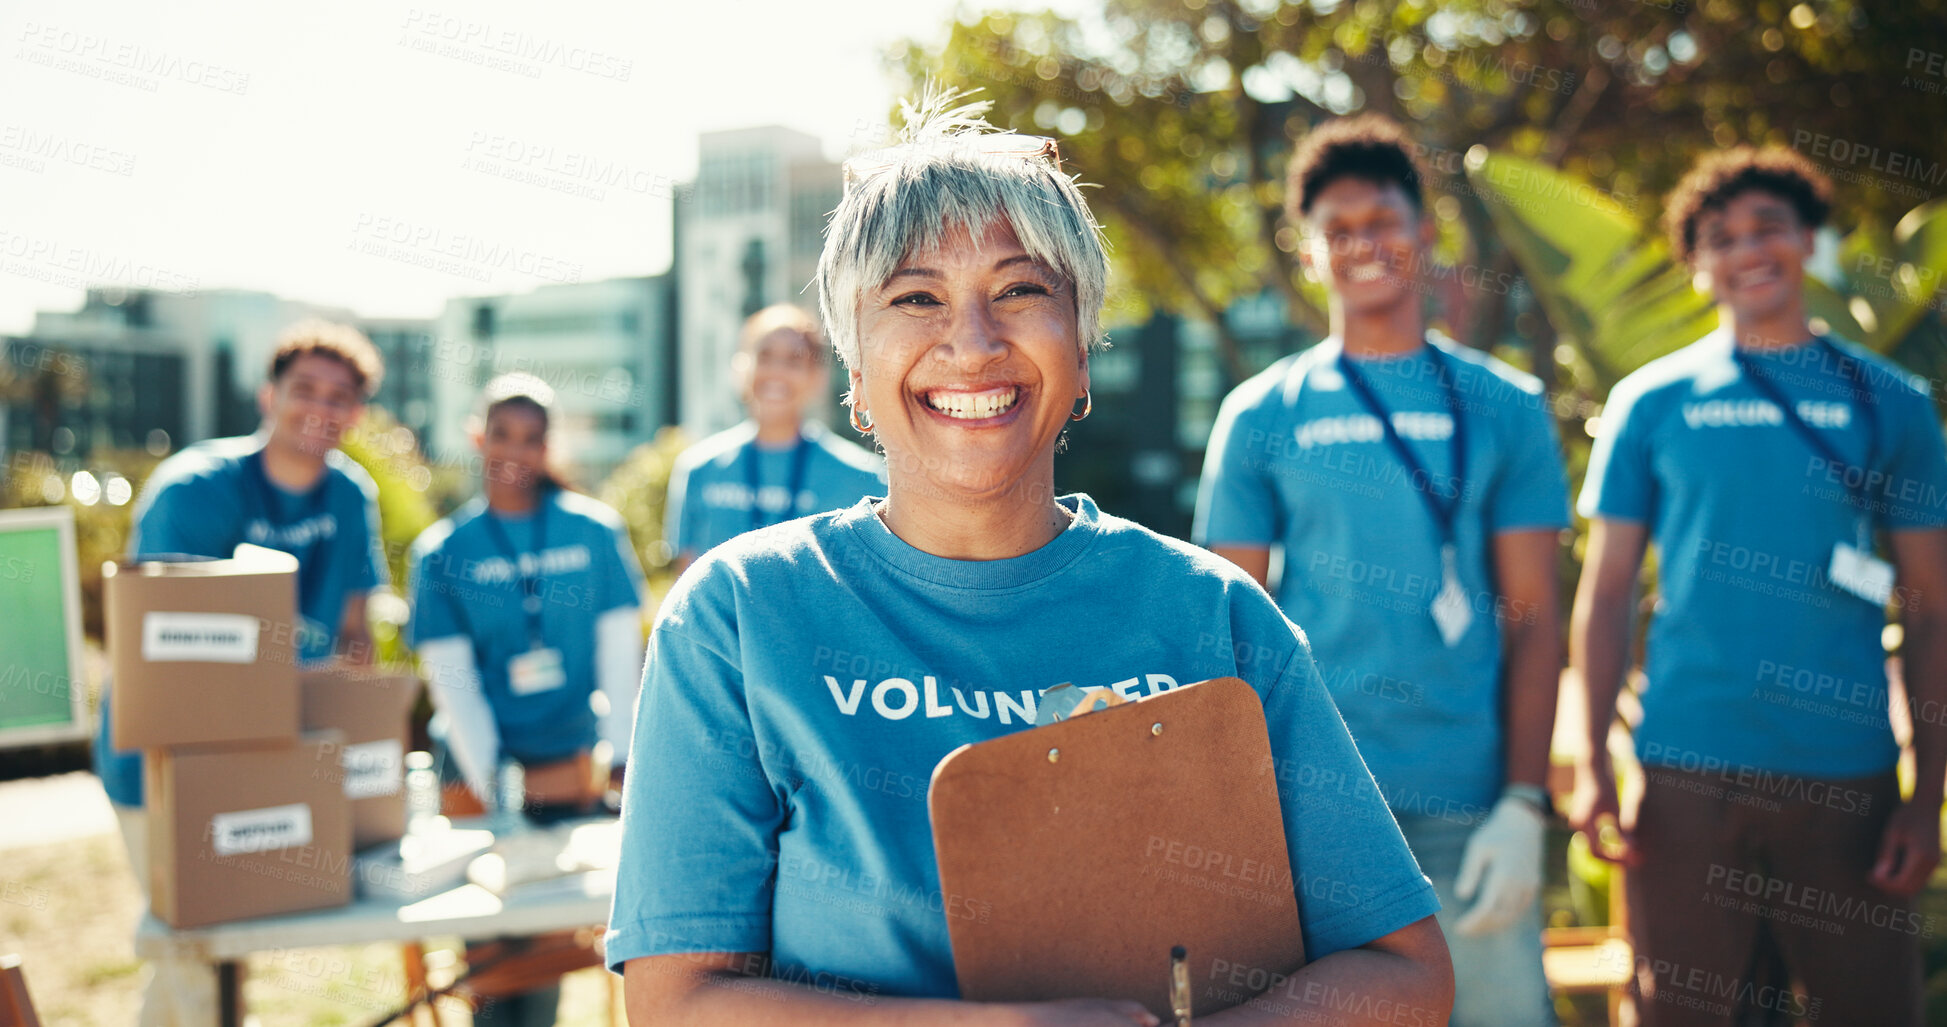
[335,408,449,665]
[1465,149,1947,397]
[0,405,454,659]
[1464,149,1714,391]
[2,449,156,642]
[336,409,443,586]
[904,0,1947,386]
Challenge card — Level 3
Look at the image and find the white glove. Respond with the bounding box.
[1452,794,1545,937]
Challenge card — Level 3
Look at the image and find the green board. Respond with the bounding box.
[0,507,89,745]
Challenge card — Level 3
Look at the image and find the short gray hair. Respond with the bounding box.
[815,92,1110,372]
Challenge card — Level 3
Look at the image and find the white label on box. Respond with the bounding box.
[210,803,313,856]
[341,739,404,800]
[142,612,260,663]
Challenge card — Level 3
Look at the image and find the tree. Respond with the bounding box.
[898,0,1947,387]
[1466,149,1947,404]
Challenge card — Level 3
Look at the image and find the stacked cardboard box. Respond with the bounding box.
[105,545,357,929]
[300,664,419,849]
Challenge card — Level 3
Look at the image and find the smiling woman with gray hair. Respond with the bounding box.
[605,93,1452,1026]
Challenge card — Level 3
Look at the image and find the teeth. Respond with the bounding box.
[926,387,1019,420]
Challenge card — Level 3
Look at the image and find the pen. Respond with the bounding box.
[1170,945,1191,1026]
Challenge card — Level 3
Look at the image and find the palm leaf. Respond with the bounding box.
[1462,150,1714,389]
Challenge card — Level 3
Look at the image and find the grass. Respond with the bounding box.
[0,833,617,1026]
[4,826,1945,1024]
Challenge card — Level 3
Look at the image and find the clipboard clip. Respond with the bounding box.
[1034,684,1128,727]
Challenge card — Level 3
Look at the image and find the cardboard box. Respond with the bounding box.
[145,732,353,928]
[300,665,420,848]
[105,545,301,750]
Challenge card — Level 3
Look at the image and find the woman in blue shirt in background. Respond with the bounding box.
[607,95,1453,1026]
[410,372,648,811]
[664,303,884,573]
[410,372,648,1024]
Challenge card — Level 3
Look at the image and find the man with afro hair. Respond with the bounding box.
[1572,145,1947,1025]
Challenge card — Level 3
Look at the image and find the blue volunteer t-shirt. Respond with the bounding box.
[1193,335,1569,817]
[665,419,884,560]
[607,494,1439,997]
[96,434,388,805]
[1580,331,1947,778]
[408,489,646,764]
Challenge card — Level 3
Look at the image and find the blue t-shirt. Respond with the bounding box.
[1193,336,1570,816]
[606,494,1439,997]
[1579,331,1947,778]
[408,489,646,764]
[96,434,388,805]
[664,420,884,560]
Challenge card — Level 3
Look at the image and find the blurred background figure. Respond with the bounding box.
[406,372,646,1025]
[1572,148,1947,1027]
[409,372,646,811]
[663,304,884,573]
[1196,116,1567,1027]
[94,320,390,1025]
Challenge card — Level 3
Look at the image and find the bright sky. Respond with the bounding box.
[0,0,1086,335]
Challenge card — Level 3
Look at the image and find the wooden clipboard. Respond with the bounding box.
[928,676,1304,1017]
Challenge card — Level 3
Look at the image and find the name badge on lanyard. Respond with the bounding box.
[1734,339,1890,606]
[1337,344,1473,647]
[484,501,567,693]
[509,645,567,694]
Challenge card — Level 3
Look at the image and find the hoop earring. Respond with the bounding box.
[1070,390,1092,422]
[849,405,874,434]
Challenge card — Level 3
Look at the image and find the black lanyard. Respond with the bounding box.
[746,434,812,531]
[481,497,548,645]
[245,448,333,622]
[1335,342,1468,546]
[1731,337,1880,524]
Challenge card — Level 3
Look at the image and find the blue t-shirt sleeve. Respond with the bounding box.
[600,519,648,612]
[1578,380,1655,523]
[1881,384,1947,531]
[1489,388,1571,534]
[132,474,233,560]
[664,460,695,558]
[608,615,784,968]
[1261,641,1441,957]
[1194,396,1279,547]
[407,531,466,646]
